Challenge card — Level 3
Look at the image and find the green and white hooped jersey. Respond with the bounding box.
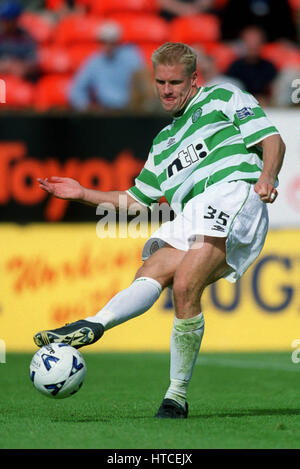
[127,83,279,214]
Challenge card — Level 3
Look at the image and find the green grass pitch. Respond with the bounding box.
[1,351,300,449]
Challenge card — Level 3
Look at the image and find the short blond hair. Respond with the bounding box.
[151,42,197,76]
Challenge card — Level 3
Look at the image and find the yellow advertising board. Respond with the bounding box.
[0,224,299,352]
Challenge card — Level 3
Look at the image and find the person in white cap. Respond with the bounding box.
[68,20,151,111]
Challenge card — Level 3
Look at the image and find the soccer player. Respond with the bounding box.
[34,43,285,419]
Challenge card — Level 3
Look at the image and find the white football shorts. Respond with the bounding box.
[142,180,269,283]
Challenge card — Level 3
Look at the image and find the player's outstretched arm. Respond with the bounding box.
[254,134,286,204]
[37,176,141,210]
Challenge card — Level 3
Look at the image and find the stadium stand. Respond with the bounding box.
[90,0,159,16]
[203,42,237,73]
[46,0,90,10]
[19,11,55,43]
[0,0,299,109]
[37,45,72,74]
[289,0,300,11]
[169,14,220,43]
[54,13,106,44]
[261,42,300,70]
[107,13,170,44]
[0,75,34,107]
[37,43,99,73]
[34,73,71,110]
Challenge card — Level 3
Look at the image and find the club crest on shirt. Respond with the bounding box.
[192,108,202,123]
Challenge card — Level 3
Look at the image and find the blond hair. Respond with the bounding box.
[151,42,197,76]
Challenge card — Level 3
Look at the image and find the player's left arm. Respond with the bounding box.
[254,133,286,204]
[221,83,286,204]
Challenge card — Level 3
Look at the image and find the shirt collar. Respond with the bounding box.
[173,87,203,120]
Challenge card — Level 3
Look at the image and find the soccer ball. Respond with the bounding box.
[29,343,86,399]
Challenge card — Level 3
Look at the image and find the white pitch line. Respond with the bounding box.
[196,356,300,373]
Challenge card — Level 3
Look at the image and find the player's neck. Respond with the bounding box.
[173,87,201,118]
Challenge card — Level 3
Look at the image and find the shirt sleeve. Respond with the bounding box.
[222,84,279,148]
[127,148,163,207]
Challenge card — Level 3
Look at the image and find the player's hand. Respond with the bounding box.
[254,179,278,204]
[37,177,85,201]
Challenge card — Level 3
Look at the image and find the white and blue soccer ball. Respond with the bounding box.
[29,343,87,399]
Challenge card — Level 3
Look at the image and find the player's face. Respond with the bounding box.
[154,63,198,115]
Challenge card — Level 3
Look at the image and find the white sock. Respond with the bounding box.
[164,312,205,408]
[85,277,162,330]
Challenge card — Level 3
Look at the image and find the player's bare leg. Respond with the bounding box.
[156,236,229,418]
[33,237,229,419]
[134,244,186,286]
[33,245,185,349]
[173,236,229,319]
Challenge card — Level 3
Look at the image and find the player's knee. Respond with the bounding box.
[173,275,204,310]
[134,257,171,288]
[173,277,197,303]
[135,256,155,279]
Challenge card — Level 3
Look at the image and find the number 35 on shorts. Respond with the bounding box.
[204,205,230,233]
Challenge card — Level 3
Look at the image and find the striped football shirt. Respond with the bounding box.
[127,83,279,213]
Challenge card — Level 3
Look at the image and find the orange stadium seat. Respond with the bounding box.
[288,0,300,10]
[46,0,65,9]
[108,13,170,44]
[213,0,228,9]
[67,43,100,70]
[54,14,106,44]
[38,43,99,73]
[203,42,237,72]
[261,43,300,69]
[46,0,90,9]
[38,46,72,73]
[90,0,159,15]
[0,75,34,108]
[19,12,55,43]
[138,42,159,66]
[34,74,72,111]
[169,14,220,44]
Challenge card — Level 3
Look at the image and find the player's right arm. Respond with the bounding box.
[37,145,162,211]
[37,176,140,210]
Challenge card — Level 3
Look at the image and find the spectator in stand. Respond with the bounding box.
[195,48,244,89]
[225,26,278,106]
[0,0,38,82]
[159,0,216,21]
[69,21,155,112]
[220,0,297,43]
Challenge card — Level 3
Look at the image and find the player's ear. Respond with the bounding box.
[191,70,198,87]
